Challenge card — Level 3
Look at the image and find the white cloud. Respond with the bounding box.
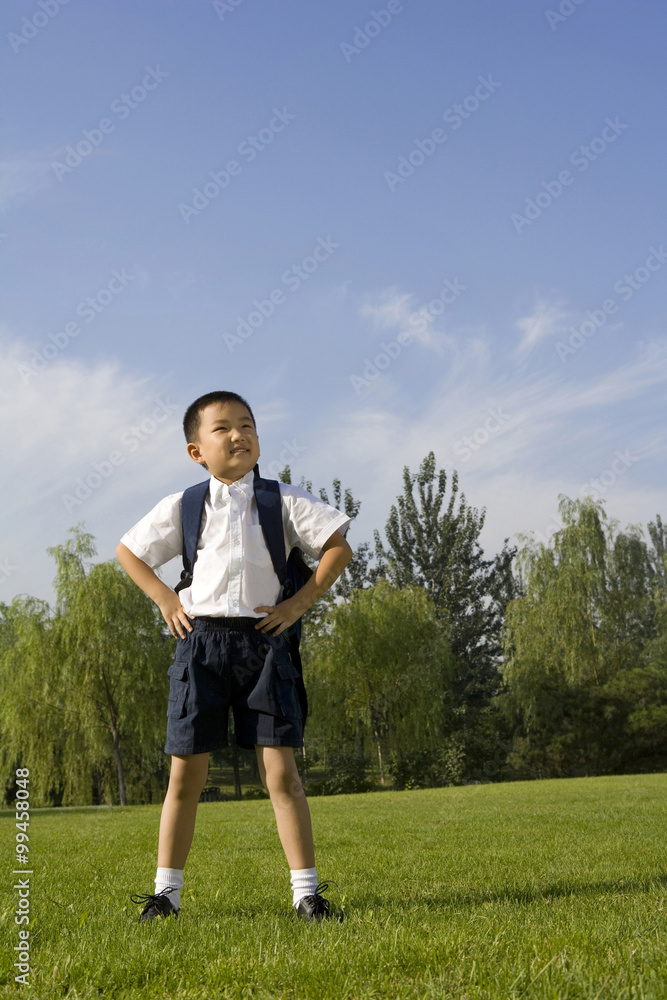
[300,336,667,563]
[548,339,667,412]
[514,293,569,357]
[360,286,457,354]
[0,334,189,604]
[2,326,665,607]
[255,396,291,430]
[361,289,414,330]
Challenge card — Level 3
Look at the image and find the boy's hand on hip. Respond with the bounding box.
[158,591,194,639]
[253,597,302,636]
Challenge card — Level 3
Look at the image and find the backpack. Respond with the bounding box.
[174,467,313,723]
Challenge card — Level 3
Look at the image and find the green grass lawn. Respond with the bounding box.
[1,773,665,999]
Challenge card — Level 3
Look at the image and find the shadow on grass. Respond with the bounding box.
[363,873,667,911]
[126,875,667,922]
[36,875,666,928]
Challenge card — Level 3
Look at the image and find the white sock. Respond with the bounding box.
[155,867,184,910]
[290,866,318,907]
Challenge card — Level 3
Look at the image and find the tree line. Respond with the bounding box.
[1,452,665,806]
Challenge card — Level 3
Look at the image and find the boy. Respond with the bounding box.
[116,390,353,922]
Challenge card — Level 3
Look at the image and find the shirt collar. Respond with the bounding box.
[209,469,255,508]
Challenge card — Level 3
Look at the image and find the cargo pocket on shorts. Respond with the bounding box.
[167,661,190,720]
[273,650,302,720]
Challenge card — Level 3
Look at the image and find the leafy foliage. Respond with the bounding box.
[306,578,451,784]
[0,526,172,806]
[503,496,667,777]
[1,463,664,805]
[370,452,519,781]
[277,465,368,642]
[307,748,372,796]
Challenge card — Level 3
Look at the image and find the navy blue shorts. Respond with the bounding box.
[164,618,304,755]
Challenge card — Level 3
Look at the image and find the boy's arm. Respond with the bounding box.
[253,530,353,635]
[115,542,194,639]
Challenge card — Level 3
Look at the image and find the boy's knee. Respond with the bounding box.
[257,746,305,800]
[265,768,304,802]
[168,754,209,796]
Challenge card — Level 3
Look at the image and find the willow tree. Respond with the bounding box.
[601,516,667,771]
[505,496,609,697]
[0,527,172,806]
[48,526,171,805]
[502,496,665,776]
[0,596,65,805]
[308,579,452,784]
[602,524,661,673]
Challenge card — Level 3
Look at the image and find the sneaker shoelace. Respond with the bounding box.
[303,879,340,915]
[130,886,176,909]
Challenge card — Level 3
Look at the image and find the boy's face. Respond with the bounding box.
[186,401,260,484]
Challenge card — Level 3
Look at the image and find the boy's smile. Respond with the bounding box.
[186,401,260,484]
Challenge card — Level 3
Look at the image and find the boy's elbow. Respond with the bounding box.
[321,531,353,566]
[333,535,354,568]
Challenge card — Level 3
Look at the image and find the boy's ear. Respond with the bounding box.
[186,442,206,465]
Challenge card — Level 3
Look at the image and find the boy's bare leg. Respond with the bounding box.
[157,752,210,870]
[255,745,315,869]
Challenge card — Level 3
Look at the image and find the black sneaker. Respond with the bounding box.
[130,887,179,922]
[295,880,342,923]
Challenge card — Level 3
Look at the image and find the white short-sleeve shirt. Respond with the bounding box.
[120,470,351,618]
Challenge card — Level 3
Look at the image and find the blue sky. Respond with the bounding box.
[1,0,666,604]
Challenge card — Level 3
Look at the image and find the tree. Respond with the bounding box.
[502,496,666,777]
[307,579,452,784]
[277,466,367,645]
[647,513,666,583]
[375,452,517,661]
[0,596,65,806]
[48,526,172,805]
[602,524,667,772]
[601,521,660,676]
[371,452,518,781]
[505,496,609,698]
[0,526,173,806]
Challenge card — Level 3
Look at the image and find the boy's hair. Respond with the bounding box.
[183,391,256,444]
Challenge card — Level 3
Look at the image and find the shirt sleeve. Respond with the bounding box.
[119,492,184,569]
[279,484,352,561]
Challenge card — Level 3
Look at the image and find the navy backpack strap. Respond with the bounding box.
[252,472,289,588]
[253,471,313,595]
[174,480,210,594]
[253,469,309,725]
